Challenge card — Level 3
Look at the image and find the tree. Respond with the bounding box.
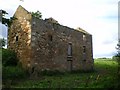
[0,38,6,48]
[0,10,9,26]
[0,9,16,27]
[116,39,120,62]
[31,11,42,19]
[115,39,120,87]
[0,0,40,25]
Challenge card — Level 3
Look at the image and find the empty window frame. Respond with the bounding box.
[83,33,86,41]
[48,35,53,41]
[16,36,18,42]
[83,46,86,53]
[68,42,72,56]
[83,59,86,62]
[83,51,86,62]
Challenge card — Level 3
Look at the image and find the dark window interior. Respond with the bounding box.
[83,59,86,62]
[16,36,18,42]
[83,46,86,53]
[48,35,53,41]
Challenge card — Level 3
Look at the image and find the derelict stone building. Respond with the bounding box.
[8,5,93,72]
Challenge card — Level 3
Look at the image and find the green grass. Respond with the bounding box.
[3,58,119,88]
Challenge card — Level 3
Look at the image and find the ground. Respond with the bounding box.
[2,58,119,88]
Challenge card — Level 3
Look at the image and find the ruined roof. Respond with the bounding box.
[75,27,91,35]
[14,5,91,35]
[45,17,58,24]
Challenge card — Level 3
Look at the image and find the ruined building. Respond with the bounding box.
[8,5,94,72]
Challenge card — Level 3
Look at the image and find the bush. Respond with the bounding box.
[2,66,28,80]
[2,48,18,66]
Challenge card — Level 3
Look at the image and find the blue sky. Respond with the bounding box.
[0,0,119,58]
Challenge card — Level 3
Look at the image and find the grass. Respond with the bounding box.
[3,58,119,88]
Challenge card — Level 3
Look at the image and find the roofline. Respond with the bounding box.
[14,6,92,35]
[13,5,31,17]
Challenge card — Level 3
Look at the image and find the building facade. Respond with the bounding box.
[8,5,94,72]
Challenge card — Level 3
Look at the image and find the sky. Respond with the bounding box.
[0,0,119,58]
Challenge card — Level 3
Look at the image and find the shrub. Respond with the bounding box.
[2,66,27,80]
[2,48,18,66]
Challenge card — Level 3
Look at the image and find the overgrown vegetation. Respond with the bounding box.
[2,58,119,88]
[0,10,16,27]
[0,38,6,48]
[39,70,64,76]
[2,48,18,66]
[2,66,27,80]
[2,49,28,88]
[115,40,120,88]
[31,11,42,19]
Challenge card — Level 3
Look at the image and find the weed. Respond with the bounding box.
[3,58,119,88]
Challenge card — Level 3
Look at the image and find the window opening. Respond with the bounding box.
[48,35,53,41]
[16,36,18,42]
[68,42,72,56]
[83,34,86,41]
[83,46,86,53]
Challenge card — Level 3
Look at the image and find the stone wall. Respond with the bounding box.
[8,6,32,68]
[8,5,93,72]
[31,17,93,71]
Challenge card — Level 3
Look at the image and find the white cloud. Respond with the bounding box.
[0,0,119,58]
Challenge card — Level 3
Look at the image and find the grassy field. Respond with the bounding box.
[3,58,119,88]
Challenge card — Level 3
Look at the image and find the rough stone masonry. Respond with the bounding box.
[8,5,94,72]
